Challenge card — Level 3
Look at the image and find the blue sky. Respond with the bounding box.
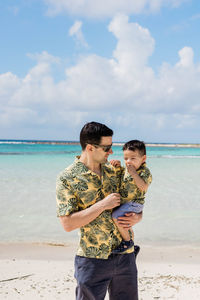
[1,0,200,142]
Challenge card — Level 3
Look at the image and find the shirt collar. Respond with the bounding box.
[75,156,106,176]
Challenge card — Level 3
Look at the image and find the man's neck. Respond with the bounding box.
[79,152,101,176]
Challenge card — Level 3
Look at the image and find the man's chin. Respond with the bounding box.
[103,157,108,163]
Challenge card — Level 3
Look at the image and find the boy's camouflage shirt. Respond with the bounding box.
[56,157,134,259]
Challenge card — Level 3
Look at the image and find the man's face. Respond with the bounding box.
[123,149,146,170]
[92,136,113,164]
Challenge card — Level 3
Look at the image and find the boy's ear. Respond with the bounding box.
[142,155,147,163]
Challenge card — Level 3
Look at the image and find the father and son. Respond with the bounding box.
[56,121,152,300]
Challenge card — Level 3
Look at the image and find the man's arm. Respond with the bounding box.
[59,193,121,232]
[116,212,143,229]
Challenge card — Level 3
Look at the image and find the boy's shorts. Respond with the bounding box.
[112,202,143,219]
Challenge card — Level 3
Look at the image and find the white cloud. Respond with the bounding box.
[176,47,194,68]
[69,21,88,48]
[1,14,200,142]
[27,51,61,64]
[0,107,37,127]
[43,0,187,18]
[0,72,20,97]
[109,14,155,73]
[69,20,82,36]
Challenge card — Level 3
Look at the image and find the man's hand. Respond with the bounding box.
[110,159,121,167]
[117,212,143,229]
[101,193,121,210]
[59,193,121,232]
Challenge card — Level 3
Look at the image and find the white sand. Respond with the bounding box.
[0,243,199,300]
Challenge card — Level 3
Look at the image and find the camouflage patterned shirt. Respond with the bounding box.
[56,157,134,259]
[119,163,152,205]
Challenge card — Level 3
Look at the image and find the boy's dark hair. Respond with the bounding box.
[123,140,146,156]
[80,121,113,150]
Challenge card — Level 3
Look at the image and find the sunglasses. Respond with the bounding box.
[93,143,113,152]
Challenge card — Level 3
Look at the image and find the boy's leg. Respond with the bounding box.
[112,218,134,253]
[113,218,130,241]
[112,202,143,254]
[112,202,143,219]
[112,202,138,242]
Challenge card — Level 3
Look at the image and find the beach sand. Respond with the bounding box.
[0,243,199,300]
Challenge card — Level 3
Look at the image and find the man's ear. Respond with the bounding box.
[85,144,94,152]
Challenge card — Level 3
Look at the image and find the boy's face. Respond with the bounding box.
[123,149,146,170]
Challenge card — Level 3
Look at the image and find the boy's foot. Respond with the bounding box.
[112,239,134,254]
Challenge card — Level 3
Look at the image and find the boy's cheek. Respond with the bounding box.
[126,162,134,167]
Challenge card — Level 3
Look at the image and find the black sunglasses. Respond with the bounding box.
[93,143,113,152]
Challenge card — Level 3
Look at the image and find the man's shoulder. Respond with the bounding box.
[57,160,78,180]
[56,165,72,186]
[57,159,89,182]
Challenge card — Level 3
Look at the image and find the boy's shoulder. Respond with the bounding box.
[138,162,150,172]
[138,163,152,184]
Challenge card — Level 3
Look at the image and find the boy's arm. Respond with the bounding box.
[127,165,149,192]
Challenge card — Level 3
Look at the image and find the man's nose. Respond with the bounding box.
[108,148,113,154]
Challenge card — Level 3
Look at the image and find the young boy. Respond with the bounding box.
[110,140,152,253]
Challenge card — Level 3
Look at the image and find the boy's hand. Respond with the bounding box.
[126,164,137,175]
[110,159,121,167]
[126,164,148,191]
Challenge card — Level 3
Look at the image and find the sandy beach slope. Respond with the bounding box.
[0,243,200,300]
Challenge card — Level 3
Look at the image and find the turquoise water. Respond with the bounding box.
[1,141,200,246]
[1,141,200,157]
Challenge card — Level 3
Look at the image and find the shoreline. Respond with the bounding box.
[0,243,199,299]
[0,242,200,262]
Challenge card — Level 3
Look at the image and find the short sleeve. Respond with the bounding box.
[56,174,79,217]
[139,166,152,185]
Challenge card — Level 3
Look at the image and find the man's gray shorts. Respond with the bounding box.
[74,252,138,300]
[112,202,143,219]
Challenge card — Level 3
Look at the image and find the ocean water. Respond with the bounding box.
[0,141,200,246]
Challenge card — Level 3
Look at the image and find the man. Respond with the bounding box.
[56,121,142,300]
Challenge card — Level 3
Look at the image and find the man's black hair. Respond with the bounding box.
[80,121,113,150]
[123,140,146,156]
